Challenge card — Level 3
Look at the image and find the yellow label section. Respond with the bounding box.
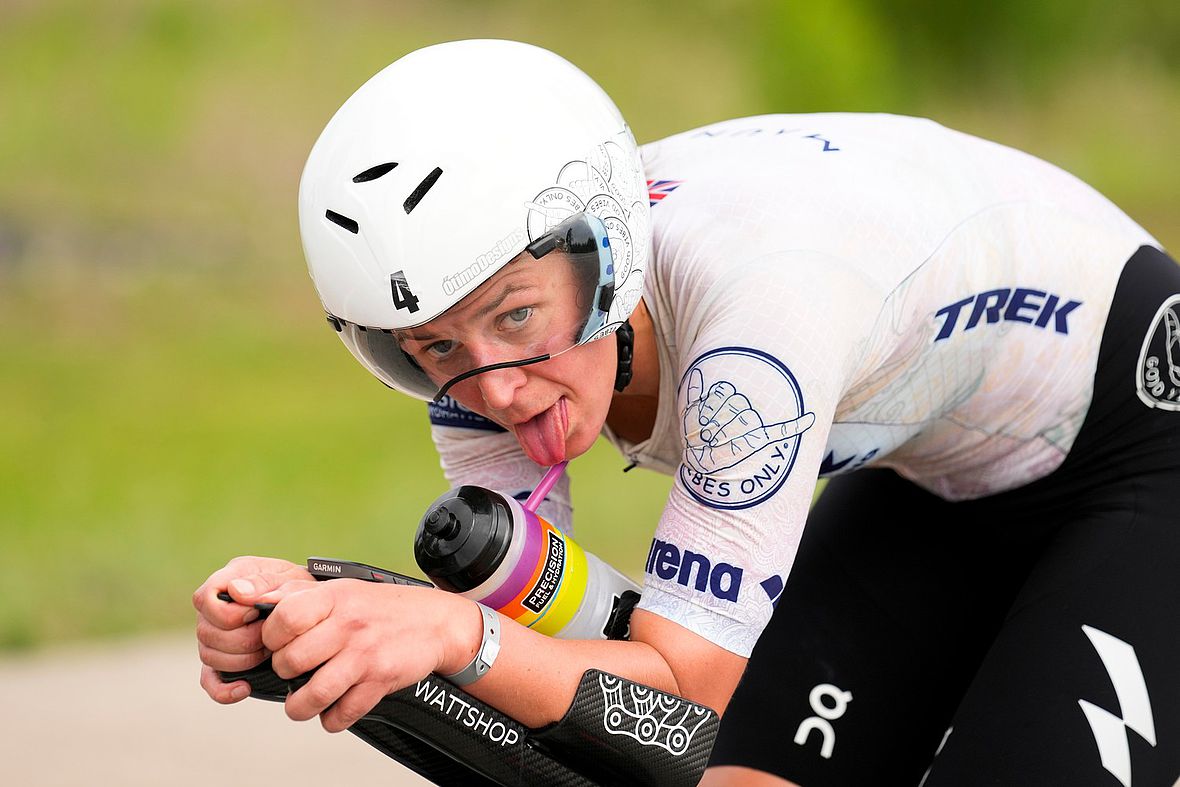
[530,534,587,636]
[502,516,588,636]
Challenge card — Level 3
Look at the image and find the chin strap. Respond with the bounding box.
[614,320,634,393]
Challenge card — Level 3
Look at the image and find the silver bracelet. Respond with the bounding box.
[442,602,501,686]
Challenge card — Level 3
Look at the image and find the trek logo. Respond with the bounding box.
[645,539,743,602]
[1078,625,1156,787]
[934,287,1082,342]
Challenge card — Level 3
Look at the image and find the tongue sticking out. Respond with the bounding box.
[514,399,568,466]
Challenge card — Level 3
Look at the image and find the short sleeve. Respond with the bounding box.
[636,251,881,655]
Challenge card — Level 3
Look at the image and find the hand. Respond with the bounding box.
[192,555,313,704]
[682,368,815,474]
[257,579,481,733]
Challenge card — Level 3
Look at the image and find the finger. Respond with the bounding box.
[699,382,737,423]
[760,411,817,443]
[194,580,262,631]
[200,663,252,705]
[716,393,755,426]
[196,616,264,655]
[193,558,310,627]
[197,640,269,673]
[707,408,763,445]
[683,418,709,448]
[261,586,335,653]
[270,617,346,680]
[686,367,704,405]
[320,682,389,733]
[284,656,360,722]
[193,556,276,610]
[226,567,313,605]
[700,394,755,441]
[255,579,320,605]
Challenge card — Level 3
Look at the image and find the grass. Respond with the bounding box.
[0,271,672,649]
[0,0,1175,650]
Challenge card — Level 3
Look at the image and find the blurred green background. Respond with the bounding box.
[2,0,1177,651]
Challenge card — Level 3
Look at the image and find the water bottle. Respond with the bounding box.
[414,464,640,640]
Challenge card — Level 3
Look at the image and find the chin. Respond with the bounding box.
[563,418,602,461]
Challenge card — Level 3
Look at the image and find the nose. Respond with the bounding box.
[474,364,528,411]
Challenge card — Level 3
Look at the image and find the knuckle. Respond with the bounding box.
[306,680,340,709]
[320,713,346,733]
[271,657,293,680]
[200,667,235,704]
[284,697,311,722]
[260,613,292,651]
[341,613,367,636]
[332,699,368,730]
[286,649,317,677]
[194,618,214,644]
[271,651,299,680]
[198,641,261,672]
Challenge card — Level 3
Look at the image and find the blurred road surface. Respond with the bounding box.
[0,633,431,786]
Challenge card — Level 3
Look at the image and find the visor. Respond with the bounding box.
[329,213,617,402]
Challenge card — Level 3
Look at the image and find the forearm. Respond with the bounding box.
[436,594,680,729]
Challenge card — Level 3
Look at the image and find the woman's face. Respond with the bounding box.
[397,254,617,466]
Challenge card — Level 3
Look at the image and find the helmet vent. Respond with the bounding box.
[403,167,443,214]
[352,162,399,183]
[325,209,359,234]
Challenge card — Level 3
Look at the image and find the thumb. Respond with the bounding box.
[686,367,704,404]
[227,565,308,602]
[762,411,817,443]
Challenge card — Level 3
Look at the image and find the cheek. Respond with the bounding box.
[443,384,500,423]
[562,340,617,425]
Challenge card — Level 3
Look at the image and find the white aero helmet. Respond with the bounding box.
[299,39,651,401]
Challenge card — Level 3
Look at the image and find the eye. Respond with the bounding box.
[502,307,532,328]
[424,339,455,360]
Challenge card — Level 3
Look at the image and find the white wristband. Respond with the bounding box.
[442,602,501,686]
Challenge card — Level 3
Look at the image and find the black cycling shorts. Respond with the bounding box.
[708,245,1180,786]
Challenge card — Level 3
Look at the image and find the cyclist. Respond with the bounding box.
[193,39,1180,786]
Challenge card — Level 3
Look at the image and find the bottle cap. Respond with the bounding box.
[414,486,515,592]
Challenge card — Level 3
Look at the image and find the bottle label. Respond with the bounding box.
[477,512,587,636]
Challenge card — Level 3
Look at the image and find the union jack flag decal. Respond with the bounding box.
[647,179,683,206]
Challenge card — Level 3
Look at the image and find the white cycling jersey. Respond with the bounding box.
[429,113,1159,656]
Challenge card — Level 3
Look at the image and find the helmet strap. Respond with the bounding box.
[614,320,635,393]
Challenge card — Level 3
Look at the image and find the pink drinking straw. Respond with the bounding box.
[523,461,568,512]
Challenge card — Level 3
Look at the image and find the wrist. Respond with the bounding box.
[436,594,486,676]
[441,602,501,686]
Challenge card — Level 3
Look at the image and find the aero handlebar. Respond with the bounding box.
[219,558,719,787]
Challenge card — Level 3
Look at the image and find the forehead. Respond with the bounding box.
[406,252,576,335]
